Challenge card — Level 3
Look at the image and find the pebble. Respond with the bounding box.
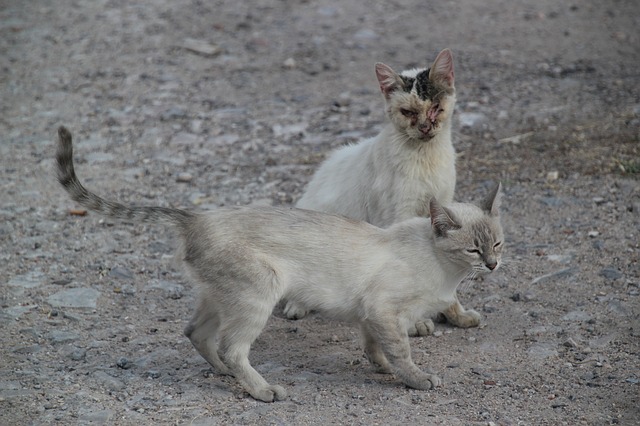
[531,268,577,284]
[561,310,592,322]
[599,268,622,280]
[109,266,134,280]
[176,172,193,183]
[47,331,80,344]
[588,231,599,238]
[8,271,46,289]
[283,57,297,69]
[117,357,133,370]
[48,288,101,309]
[353,28,378,41]
[528,345,558,360]
[93,371,125,391]
[458,112,487,129]
[148,280,184,299]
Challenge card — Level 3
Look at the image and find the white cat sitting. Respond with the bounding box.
[291,49,478,335]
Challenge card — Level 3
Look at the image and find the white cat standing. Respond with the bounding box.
[55,127,504,403]
[290,49,478,335]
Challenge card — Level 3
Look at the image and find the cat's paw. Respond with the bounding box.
[427,374,442,388]
[249,384,287,402]
[407,319,435,337]
[447,309,481,328]
[283,301,309,320]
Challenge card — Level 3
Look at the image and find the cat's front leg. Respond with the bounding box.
[367,319,441,389]
[442,296,481,328]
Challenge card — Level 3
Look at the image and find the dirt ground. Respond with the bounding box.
[1,0,639,425]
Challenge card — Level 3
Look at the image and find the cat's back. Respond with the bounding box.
[196,205,379,243]
[296,135,378,210]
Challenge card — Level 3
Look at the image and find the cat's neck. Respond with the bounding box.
[379,121,453,153]
[373,123,454,176]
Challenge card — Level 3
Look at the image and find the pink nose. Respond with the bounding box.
[419,125,432,135]
[486,262,497,270]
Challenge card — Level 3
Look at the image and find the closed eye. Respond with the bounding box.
[466,249,480,254]
[493,241,502,248]
[400,108,417,118]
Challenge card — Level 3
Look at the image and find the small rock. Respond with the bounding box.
[588,231,599,238]
[563,338,579,348]
[8,271,45,289]
[146,370,161,379]
[531,268,577,284]
[592,197,605,205]
[70,348,87,361]
[561,310,592,322]
[283,57,297,69]
[353,28,378,41]
[48,288,100,309]
[117,357,133,370]
[458,112,487,129]
[176,172,193,183]
[48,331,79,344]
[180,38,221,56]
[432,331,443,337]
[546,254,573,264]
[546,171,559,181]
[600,268,622,280]
[109,266,134,280]
[93,371,125,391]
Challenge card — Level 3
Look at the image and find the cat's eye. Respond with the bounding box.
[466,249,480,254]
[400,108,417,118]
[493,241,502,248]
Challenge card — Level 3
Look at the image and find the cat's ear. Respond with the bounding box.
[481,182,502,217]
[430,198,461,237]
[428,48,455,87]
[375,63,403,98]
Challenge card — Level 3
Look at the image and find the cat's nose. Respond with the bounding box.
[419,125,432,135]
[486,262,497,271]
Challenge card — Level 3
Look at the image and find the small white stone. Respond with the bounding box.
[588,231,599,238]
[547,171,559,181]
[283,57,296,69]
[176,172,193,183]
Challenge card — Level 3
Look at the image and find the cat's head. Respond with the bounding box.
[429,183,504,274]
[375,48,456,142]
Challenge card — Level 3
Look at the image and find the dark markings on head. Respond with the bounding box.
[399,75,415,93]
[414,68,441,101]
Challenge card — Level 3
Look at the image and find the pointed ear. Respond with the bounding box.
[375,63,403,99]
[430,198,461,237]
[428,48,454,87]
[481,182,502,216]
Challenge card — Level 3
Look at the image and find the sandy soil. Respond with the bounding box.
[1,0,638,425]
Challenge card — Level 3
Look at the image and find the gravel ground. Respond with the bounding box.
[1,0,638,425]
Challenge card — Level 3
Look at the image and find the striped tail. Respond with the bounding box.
[56,126,194,227]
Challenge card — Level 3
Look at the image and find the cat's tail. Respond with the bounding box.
[56,126,194,227]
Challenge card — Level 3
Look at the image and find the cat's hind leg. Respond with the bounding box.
[361,324,392,374]
[217,296,287,402]
[442,295,481,328]
[184,297,231,375]
[282,300,309,320]
[366,318,441,390]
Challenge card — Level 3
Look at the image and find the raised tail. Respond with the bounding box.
[56,126,194,227]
